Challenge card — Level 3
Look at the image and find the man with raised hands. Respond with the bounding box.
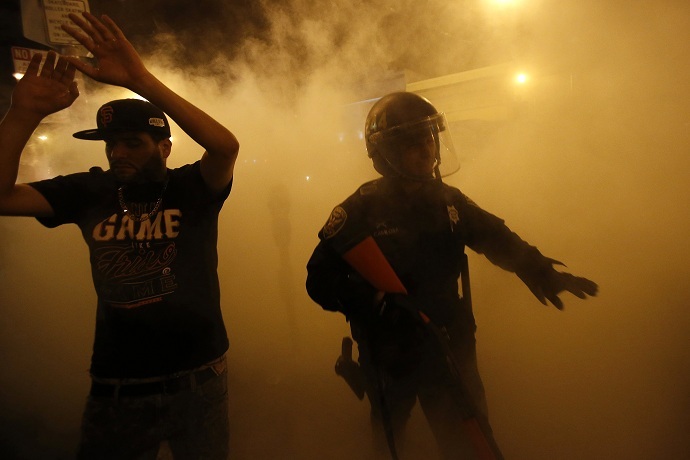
[0,12,239,459]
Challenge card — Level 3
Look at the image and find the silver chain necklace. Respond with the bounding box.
[117,179,168,222]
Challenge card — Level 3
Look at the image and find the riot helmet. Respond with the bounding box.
[365,92,459,181]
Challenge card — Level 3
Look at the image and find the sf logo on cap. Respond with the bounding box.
[100,106,114,127]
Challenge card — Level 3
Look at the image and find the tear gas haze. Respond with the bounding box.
[1,0,689,458]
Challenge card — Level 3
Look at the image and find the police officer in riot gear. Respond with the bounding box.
[306,91,598,459]
[365,91,459,181]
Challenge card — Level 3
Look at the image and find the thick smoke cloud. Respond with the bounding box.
[1,0,689,458]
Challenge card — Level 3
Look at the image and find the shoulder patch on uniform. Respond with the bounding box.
[322,206,348,239]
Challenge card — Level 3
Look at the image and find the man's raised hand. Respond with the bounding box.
[11,52,79,119]
[61,12,149,91]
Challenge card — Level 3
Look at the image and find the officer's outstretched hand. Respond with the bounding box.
[517,258,598,310]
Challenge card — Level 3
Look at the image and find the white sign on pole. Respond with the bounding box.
[20,0,90,47]
[43,0,89,45]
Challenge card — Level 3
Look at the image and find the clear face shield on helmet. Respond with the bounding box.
[368,112,460,181]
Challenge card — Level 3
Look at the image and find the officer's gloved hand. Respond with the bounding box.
[369,293,429,336]
[338,271,379,322]
[368,293,428,377]
[345,291,384,329]
[376,293,418,324]
[517,258,599,310]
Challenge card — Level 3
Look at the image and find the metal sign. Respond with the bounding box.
[44,0,89,45]
[10,46,49,76]
[20,0,90,47]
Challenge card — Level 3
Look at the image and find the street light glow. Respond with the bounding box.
[515,72,529,85]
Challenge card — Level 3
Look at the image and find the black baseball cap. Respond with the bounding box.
[73,99,171,141]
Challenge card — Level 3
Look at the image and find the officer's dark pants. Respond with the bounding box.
[356,321,500,460]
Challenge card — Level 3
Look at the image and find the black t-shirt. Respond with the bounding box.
[30,161,231,378]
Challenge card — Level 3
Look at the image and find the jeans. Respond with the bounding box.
[77,362,229,460]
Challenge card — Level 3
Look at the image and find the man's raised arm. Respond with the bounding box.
[62,12,239,194]
[0,52,79,216]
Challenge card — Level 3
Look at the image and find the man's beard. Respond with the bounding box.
[113,155,166,185]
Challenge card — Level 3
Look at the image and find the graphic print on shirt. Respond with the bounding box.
[91,208,182,308]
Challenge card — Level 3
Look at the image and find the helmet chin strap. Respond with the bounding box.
[391,168,437,183]
[433,163,443,183]
[373,149,439,183]
[387,155,441,183]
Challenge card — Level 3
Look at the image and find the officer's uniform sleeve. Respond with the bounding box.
[305,197,378,319]
[306,239,379,321]
[458,193,553,275]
